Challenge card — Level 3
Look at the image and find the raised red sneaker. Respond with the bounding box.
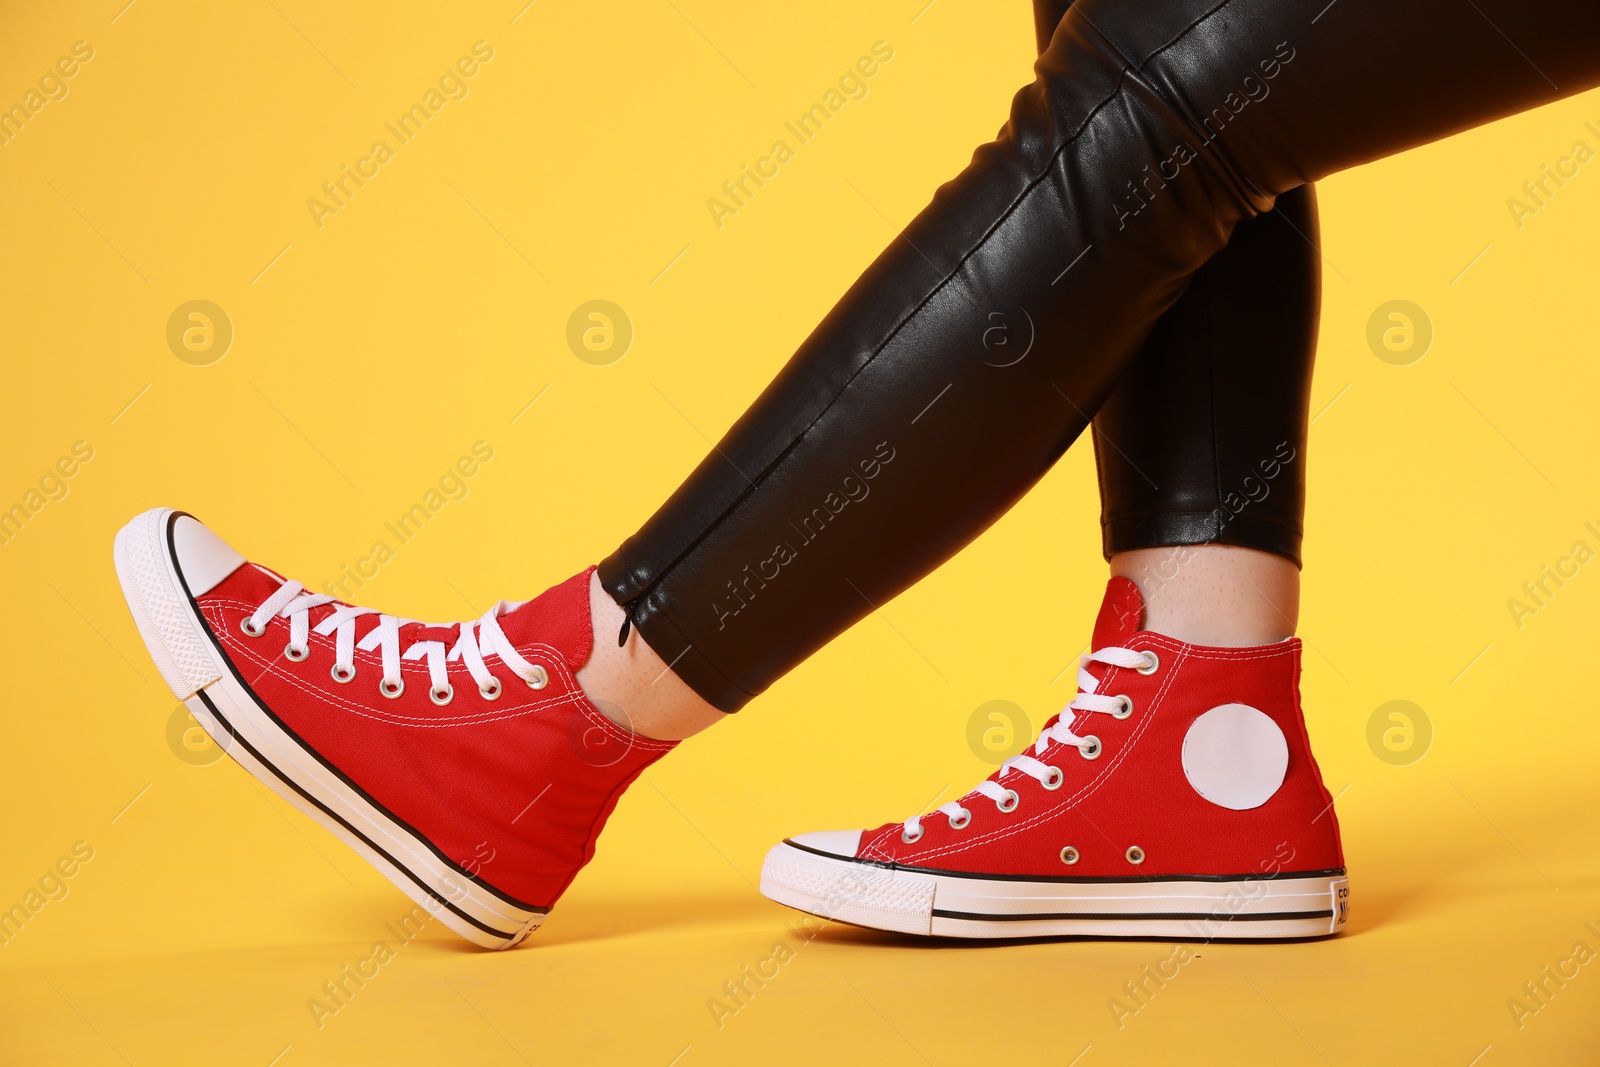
[761,577,1348,940]
[114,508,673,948]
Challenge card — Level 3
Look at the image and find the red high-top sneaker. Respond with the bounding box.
[762,577,1348,940]
[114,508,674,948]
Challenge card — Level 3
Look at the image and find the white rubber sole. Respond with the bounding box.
[761,839,1349,940]
[113,508,545,949]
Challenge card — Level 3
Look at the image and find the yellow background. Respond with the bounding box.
[3,1,1599,1063]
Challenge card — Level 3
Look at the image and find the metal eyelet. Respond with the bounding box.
[1060,846,1080,865]
[479,677,503,701]
[1112,694,1134,720]
[996,789,1020,814]
[1079,735,1102,760]
[1136,650,1160,676]
[330,663,355,684]
[948,807,973,830]
[240,617,266,637]
[429,683,455,706]
[901,825,924,844]
[379,677,405,699]
[284,644,309,662]
[525,665,549,690]
[1125,845,1145,865]
[1041,766,1064,791]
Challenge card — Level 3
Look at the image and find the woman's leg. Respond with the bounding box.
[601,0,1600,715]
[1096,184,1318,645]
[1035,0,1319,647]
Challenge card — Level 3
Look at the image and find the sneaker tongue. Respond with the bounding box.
[1091,577,1146,650]
[492,568,596,672]
[403,623,460,645]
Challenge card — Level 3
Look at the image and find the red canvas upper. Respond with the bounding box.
[195,564,675,910]
[856,577,1344,878]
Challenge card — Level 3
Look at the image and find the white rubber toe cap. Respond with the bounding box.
[788,829,863,858]
[113,508,232,700]
[171,514,246,596]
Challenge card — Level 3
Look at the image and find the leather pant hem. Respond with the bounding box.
[597,552,757,714]
[1102,509,1302,568]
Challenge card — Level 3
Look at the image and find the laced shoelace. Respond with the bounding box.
[901,645,1158,843]
[239,579,550,706]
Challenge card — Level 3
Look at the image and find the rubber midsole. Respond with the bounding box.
[760,840,1348,939]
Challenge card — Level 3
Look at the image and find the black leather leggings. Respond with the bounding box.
[602,0,1600,711]
[1033,0,1321,567]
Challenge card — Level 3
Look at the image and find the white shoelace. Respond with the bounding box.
[240,579,550,705]
[901,645,1156,842]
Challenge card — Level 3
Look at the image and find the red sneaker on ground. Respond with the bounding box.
[761,577,1348,940]
[114,508,673,948]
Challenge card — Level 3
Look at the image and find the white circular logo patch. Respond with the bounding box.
[1181,703,1289,810]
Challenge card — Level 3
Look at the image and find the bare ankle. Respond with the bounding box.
[1109,544,1298,646]
[575,571,726,741]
